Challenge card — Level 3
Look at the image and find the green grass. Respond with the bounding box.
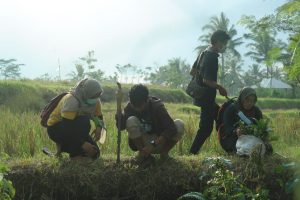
[0,102,299,160]
[1,80,300,199]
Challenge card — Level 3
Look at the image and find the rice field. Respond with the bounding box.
[0,102,299,160]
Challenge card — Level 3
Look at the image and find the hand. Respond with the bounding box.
[142,145,154,156]
[82,142,98,157]
[91,127,102,142]
[155,136,166,146]
[218,85,228,97]
[236,128,245,137]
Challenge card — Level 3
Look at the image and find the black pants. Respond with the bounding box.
[189,101,220,154]
[220,134,238,153]
[47,116,100,158]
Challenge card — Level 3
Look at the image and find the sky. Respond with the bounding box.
[0,0,287,79]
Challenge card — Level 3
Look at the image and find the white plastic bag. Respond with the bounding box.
[236,135,266,157]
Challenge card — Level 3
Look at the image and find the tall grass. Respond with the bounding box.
[0,102,299,160]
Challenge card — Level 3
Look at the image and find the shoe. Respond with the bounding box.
[42,147,55,157]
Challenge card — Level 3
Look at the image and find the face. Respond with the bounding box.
[216,40,228,53]
[132,101,148,113]
[242,95,256,110]
[85,91,102,105]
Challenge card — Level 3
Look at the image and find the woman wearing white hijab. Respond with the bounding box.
[47,78,104,159]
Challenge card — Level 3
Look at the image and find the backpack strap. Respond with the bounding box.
[190,51,206,77]
[195,51,205,71]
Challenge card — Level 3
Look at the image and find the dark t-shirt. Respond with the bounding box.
[193,50,219,106]
[201,51,219,82]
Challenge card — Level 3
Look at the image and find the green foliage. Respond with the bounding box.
[223,53,244,95]
[239,1,300,85]
[115,63,146,83]
[0,59,23,80]
[277,0,300,32]
[0,80,299,159]
[237,119,272,141]
[196,12,243,87]
[0,154,15,200]
[69,50,105,81]
[68,64,85,81]
[287,33,300,84]
[147,58,191,89]
[243,64,264,87]
[201,158,269,200]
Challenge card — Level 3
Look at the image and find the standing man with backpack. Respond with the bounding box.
[189,30,230,155]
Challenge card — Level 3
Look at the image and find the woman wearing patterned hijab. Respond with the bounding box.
[219,87,263,153]
[47,78,104,159]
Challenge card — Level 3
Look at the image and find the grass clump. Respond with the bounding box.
[6,155,298,200]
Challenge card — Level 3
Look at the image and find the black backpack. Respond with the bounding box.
[40,93,69,127]
[216,97,237,139]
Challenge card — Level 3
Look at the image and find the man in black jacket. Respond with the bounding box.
[116,84,184,166]
[189,30,230,154]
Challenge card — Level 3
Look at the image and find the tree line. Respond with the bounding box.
[1,1,300,96]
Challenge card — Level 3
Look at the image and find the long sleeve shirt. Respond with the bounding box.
[116,97,177,139]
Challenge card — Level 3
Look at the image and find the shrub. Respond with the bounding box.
[0,154,15,200]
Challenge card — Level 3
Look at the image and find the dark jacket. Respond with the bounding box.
[116,96,177,139]
[223,103,263,138]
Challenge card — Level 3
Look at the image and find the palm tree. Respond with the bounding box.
[148,58,191,88]
[243,64,265,87]
[223,53,244,95]
[240,15,287,78]
[196,12,243,85]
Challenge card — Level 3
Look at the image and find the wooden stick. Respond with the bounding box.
[116,82,122,164]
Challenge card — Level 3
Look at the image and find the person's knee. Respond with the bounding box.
[126,116,142,139]
[173,119,185,141]
[220,138,236,153]
[198,117,214,136]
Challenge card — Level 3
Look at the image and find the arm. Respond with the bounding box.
[115,103,132,131]
[223,105,238,137]
[203,79,223,90]
[202,54,227,97]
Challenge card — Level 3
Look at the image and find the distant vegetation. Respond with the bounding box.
[0,80,300,114]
